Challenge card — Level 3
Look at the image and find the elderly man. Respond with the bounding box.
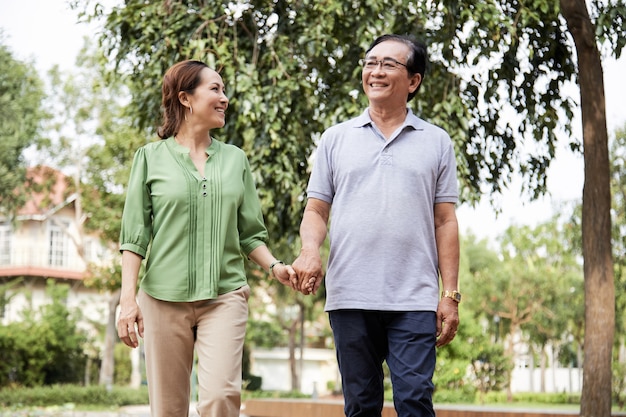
[293,34,461,417]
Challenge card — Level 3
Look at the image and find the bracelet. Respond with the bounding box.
[269,260,284,277]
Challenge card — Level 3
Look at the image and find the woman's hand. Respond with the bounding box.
[117,299,144,348]
[272,263,298,289]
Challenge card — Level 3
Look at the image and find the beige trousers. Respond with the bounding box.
[138,286,250,417]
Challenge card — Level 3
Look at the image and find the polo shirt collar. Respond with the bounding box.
[353,107,422,131]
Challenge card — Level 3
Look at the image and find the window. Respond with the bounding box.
[48,221,69,267]
[83,238,104,263]
[0,222,11,265]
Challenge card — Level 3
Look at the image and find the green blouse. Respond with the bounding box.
[119,137,268,302]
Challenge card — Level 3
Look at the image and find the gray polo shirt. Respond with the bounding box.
[307,108,458,312]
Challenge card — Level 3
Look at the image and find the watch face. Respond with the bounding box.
[454,292,462,302]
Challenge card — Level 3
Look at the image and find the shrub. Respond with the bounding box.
[433,385,476,403]
[481,390,581,405]
[114,343,132,385]
[0,385,149,409]
[0,281,94,388]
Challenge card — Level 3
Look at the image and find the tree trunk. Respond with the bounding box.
[288,317,300,391]
[99,289,121,387]
[298,300,307,393]
[560,1,615,416]
[505,324,517,401]
[530,345,547,392]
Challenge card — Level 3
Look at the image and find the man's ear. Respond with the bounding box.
[409,73,422,94]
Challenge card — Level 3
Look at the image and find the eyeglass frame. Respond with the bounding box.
[359,57,408,71]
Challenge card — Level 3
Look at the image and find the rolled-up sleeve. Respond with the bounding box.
[119,148,153,258]
[237,155,268,256]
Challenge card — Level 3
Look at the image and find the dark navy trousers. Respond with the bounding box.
[328,310,437,417]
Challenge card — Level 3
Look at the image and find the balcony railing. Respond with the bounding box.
[0,240,87,280]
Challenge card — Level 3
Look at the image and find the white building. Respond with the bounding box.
[0,166,113,335]
[250,348,341,396]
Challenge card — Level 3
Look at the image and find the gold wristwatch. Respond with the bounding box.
[442,290,462,303]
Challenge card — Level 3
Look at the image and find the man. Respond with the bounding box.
[292,34,460,417]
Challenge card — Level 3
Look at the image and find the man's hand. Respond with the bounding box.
[436,298,459,347]
[292,248,324,295]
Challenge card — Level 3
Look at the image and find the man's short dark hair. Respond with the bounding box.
[366,34,428,102]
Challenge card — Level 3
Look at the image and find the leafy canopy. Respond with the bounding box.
[0,36,47,216]
[70,0,626,255]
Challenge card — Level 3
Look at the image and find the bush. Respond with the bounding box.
[0,281,95,388]
[481,390,581,405]
[433,385,476,403]
[0,385,149,409]
[114,343,133,385]
[242,389,310,400]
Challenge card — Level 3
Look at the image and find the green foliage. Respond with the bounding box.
[241,389,310,400]
[469,341,512,403]
[31,40,147,292]
[0,384,149,409]
[432,384,476,404]
[433,356,476,403]
[613,355,626,410]
[481,390,581,405]
[435,306,510,403]
[611,123,626,410]
[610,123,626,341]
[246,317,287,348]
[113,343,132,386]
[71,0,626,217]
[0,281,94,388]
[459,223,584,395]
[0,36,47,216]
[592,0,626,57]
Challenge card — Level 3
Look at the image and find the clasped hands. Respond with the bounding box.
[271,249,322,295]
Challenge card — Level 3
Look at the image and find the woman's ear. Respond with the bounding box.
[178,91,190,108]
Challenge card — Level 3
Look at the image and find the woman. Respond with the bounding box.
[117,60,296,417]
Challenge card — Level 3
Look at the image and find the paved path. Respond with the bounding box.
[1,404,248,417]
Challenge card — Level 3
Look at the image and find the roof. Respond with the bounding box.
[16,166,77,220]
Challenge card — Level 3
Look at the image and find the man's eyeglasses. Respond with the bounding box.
[360,58,407,71]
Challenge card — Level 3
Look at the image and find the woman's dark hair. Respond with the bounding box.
[365,34,429,102]
[157,60,209,139]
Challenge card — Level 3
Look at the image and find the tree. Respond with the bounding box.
[516,214,584,394]
[463,222,583,399]
[30,40,146,388]
[450,235,512,403]
[73,1,625,411]
[609,123,626,409]
[0,36,47,216]
[560,2,618,414]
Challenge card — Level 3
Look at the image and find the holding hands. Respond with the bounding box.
[270,249,323,295]
[292,248,324,295]
[270,261,298,288]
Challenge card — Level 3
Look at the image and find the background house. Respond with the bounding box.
[250,347,340,396]
[0,166,113,336]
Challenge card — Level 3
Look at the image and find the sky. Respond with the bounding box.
[1,0,625,243]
